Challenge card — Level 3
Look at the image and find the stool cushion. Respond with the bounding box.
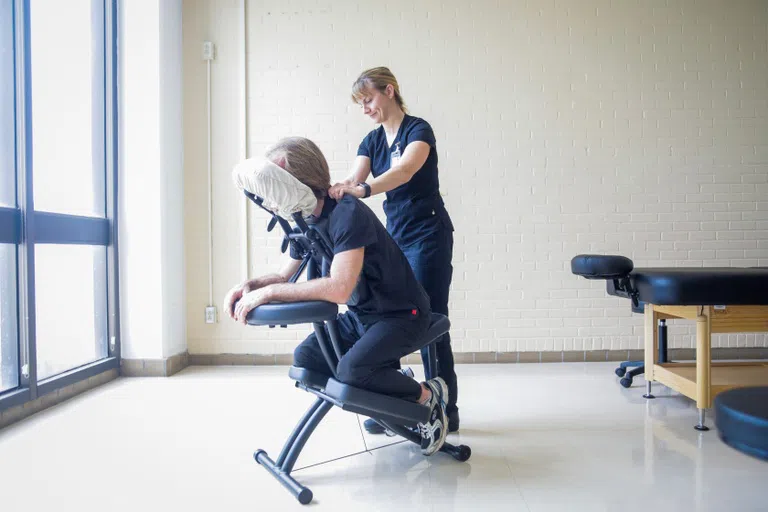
[715,386,768,462]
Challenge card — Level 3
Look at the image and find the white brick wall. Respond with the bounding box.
[183,0,768,355]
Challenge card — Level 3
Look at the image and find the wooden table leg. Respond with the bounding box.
[694,306,711,431]
[644,303,658,399]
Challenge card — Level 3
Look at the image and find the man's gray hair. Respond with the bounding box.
[264,137,331,199]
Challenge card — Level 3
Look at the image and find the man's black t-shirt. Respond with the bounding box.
[292,195,431,325]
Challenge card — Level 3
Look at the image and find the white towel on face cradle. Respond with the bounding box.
[231,156,318,219]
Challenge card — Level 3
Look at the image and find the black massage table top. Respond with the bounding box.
[571,255,768,306]
[608,267,768,306]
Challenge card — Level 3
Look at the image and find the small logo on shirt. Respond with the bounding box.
[391,142,402,167]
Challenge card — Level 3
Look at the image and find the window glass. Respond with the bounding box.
[35,244,108,380]
[30,0,105,217]
[0,243,19,393]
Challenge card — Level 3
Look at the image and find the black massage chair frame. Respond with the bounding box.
[242,191,471,505]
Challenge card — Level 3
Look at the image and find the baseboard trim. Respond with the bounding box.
[120,351,189,377]
[184,348,768,367]
[187,353,296,366]
[0,368,119,431]
[404,348,768,364]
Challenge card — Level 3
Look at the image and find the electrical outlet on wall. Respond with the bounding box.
[205,306,217,324]
[202,41,215,61]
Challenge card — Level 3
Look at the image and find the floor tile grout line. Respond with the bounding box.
[503,454,533,512]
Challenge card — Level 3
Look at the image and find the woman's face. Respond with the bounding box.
[358,85,394,124]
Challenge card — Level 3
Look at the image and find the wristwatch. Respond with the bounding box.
[359,182,371,198]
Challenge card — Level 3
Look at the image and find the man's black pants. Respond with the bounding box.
[293,309,430,402]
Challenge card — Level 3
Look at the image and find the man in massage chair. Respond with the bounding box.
[223,136,450,456]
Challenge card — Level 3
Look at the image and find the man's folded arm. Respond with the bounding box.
[262,247,364,304]
[245,254,303,290]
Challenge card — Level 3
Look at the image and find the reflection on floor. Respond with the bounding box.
[1,362,767,511]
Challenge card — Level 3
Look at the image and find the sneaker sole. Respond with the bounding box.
[421,381,449,456]
[432,377,449,407]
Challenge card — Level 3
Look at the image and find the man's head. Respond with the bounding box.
[264,137,330,199]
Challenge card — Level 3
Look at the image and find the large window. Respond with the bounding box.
[0,0,119,412]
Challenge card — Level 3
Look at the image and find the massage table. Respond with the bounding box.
[571,254,768,432]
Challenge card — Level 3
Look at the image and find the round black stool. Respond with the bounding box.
[714,386,768,462]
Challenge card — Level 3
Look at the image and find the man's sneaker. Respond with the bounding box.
[417,377,449,456]
[364,367,415,435]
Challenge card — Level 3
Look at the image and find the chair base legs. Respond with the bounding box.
[255,392,471,505]
[379,420,472,462]
[254,397,332,505]
[616,319,668,393]
[615,361,645,388]
[254,450,313,505]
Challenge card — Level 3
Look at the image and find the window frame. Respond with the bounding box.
[0,0,120,413]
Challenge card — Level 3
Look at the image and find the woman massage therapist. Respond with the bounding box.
[329,66,460,434]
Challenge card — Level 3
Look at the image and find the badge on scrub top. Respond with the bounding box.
[391,142,402,167]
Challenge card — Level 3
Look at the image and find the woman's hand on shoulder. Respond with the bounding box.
[329,178,360,199]
[329,180,352,199]
[334,184,365,199]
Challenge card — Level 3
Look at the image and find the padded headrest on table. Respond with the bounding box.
[571,254,634,279]
[232,156,318,219]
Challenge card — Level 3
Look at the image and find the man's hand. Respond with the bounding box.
[223,281,250,320]
[222,258,302,322]
[234,287,272,324]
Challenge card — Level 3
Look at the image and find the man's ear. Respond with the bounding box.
[271,155,288,169]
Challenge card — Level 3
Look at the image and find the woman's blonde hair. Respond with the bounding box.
[351,66,408,114]
[265,136,330,198]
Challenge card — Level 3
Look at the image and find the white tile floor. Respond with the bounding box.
[1,362,767,511]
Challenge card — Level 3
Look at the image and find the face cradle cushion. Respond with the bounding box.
[571,254,634,279]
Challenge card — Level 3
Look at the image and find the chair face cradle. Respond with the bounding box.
[572,254,768,437]
[243,191,471,505]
